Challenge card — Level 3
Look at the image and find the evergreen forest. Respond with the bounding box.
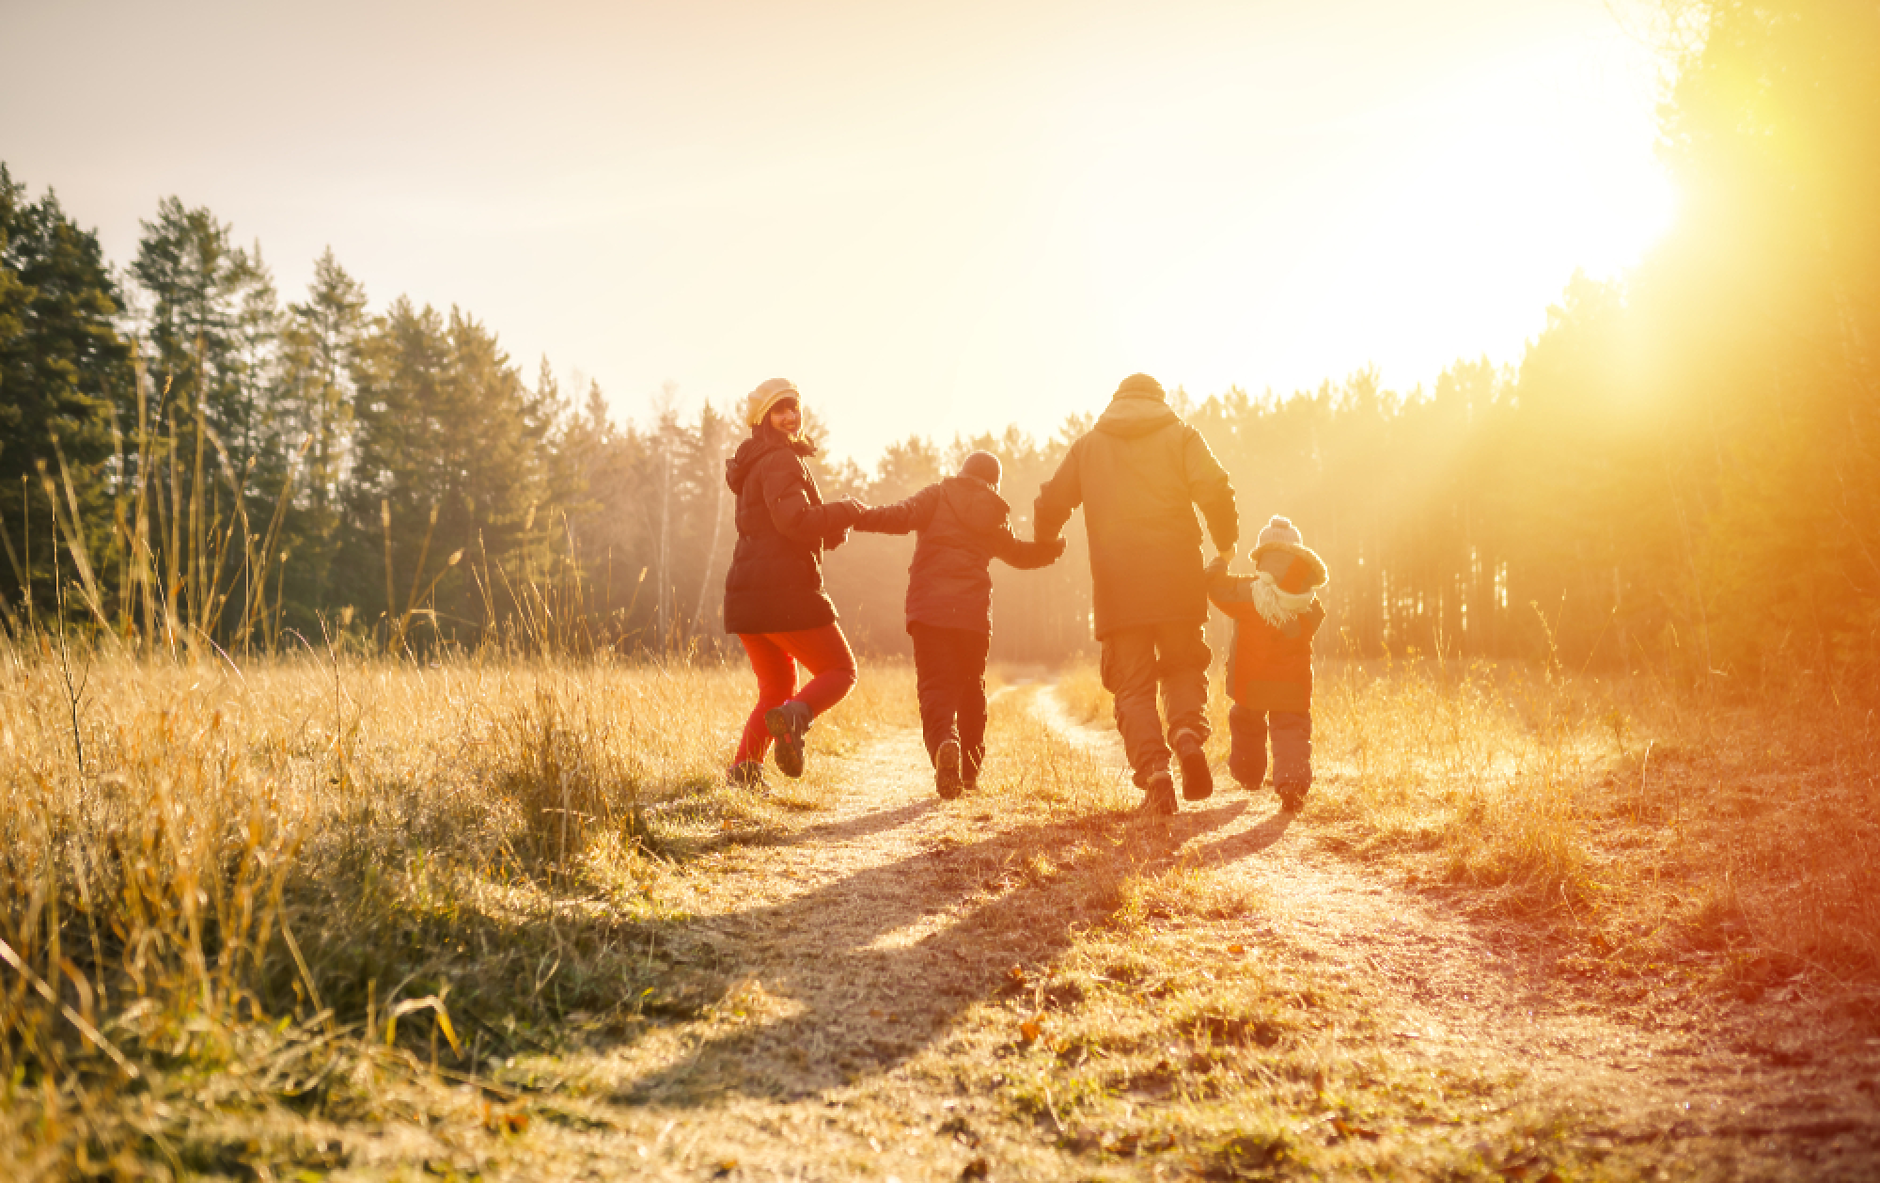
[3,0,1877,696]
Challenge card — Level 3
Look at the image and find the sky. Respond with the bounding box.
[0,0,1676,464]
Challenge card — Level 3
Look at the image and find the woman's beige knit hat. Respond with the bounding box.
[746,378,801,427]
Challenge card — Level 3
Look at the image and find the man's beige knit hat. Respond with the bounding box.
[746,378,801,427]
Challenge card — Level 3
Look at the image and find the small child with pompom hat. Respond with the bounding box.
[1204,515,1330,812]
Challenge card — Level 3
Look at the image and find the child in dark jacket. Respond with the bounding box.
[855,451,1065,798]
[1205,515,1329,812]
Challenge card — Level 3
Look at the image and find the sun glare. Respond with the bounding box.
[986,18,1679,418]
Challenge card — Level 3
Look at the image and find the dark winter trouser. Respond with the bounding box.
[1099,622,1212,787]
[1227,704,1312,796]
[909,623,991,780]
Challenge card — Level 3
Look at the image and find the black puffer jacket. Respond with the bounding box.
[855,475,1060,634]
[722,426,861,635]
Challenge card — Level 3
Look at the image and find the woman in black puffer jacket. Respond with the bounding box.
[722,379,866,786]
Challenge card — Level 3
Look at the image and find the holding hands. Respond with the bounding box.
[824,496,869,550]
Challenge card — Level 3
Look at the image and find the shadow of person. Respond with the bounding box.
[610,797,1247,1106]
[769,796,938,847]
[1181,800,1295,865]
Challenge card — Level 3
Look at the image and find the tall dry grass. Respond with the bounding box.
[0,632,912,1172]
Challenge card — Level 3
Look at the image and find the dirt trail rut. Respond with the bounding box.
[1029,686,1880,1178]
[567,685,1880,1180]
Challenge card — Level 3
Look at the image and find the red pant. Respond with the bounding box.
[731,624,858,767]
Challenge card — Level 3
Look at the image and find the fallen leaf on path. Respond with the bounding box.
[480,1104,529,1135]
[710,1159,738,1178]
[1019,1015,1043,1043]
[1226,944,1246,954]
[959,1157,990,1180]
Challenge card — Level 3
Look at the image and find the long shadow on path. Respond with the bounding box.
[612,794,1282,1105]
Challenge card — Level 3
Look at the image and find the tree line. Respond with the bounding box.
[3,1,1875,692]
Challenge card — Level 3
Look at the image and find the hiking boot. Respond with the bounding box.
[1172,728,1213,801]
[935,739,964,800]
[1277,786,1307,813]
[726,760,767,790]
[765,701,812,779]
[1138,770,1177,816]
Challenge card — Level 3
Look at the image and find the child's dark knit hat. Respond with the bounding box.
[959,450,1002,488]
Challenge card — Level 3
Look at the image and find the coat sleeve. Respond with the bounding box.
[1300,598,1327,639]
[853,485,939,535]
[1032,441,1084,543]
[760,455,857,545]
[1183,426,1238,552]
[992,526,1062,570]
[1206,573,1260,619]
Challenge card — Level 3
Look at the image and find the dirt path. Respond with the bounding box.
[1027,687,1880,1180]
[505,686,1880,1181]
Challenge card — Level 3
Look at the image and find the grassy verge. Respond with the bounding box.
[1061,654,1880,1015]
[0,636,913,1175]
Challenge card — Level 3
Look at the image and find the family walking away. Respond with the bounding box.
[719,372,1328,820]
[1207,515,1330,812]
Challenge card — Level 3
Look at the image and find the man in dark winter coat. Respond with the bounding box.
[1034,373,1238,814]
[855,451,1065,798]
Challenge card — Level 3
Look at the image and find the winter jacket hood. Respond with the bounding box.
[1095,394,1182,440]
[942,474,1010,532]
[725,426,814,496]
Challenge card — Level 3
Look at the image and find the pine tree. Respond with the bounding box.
[276,248,368,620]
[0,165,133,623]
[347,300,548,645]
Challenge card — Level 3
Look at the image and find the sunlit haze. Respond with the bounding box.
[0,0,1674,462]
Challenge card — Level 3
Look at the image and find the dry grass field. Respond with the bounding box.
[4,636,1879,1180]
[1061,655,1880,1004]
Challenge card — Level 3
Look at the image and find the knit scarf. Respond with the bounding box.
[1249,570,1318,630]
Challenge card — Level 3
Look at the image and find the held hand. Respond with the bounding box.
[824,526,852,551]
[1204,553,1231,578]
